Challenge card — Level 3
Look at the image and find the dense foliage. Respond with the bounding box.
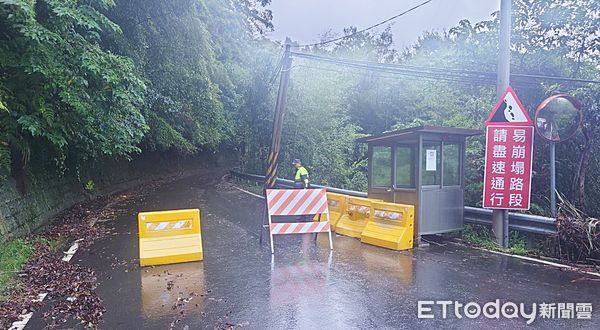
[0,0,275,177]
[1,0,599,217]
[0,0,147,176]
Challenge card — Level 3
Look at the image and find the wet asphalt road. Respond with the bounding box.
[29,169,599,329]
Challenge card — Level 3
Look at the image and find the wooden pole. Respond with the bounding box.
[264,38,293,190]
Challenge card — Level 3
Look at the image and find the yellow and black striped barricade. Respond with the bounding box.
[335,196,374,238]
[361,201,414,251]
[312,192,347,230]
[138,209,203,266]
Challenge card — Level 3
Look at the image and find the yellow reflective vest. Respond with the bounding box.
[294,166,309,183]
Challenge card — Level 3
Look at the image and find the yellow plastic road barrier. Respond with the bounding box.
[138,209,203,266]
[361,201,414,251]
[335,196,375,238]
[312,192,347,230]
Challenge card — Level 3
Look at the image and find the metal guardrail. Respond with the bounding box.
[229,170,556,235]
[230,169,367,197]
[464,206,556,235]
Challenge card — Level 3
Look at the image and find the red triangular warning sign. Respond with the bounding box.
[485,86,533,126]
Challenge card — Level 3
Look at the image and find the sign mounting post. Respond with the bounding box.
[492,0,512,248]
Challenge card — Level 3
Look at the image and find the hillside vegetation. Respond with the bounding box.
[1,0,599,217]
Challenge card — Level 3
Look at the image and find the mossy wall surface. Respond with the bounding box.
[0,151,237,241]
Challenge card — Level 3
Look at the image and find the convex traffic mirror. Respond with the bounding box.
[535,94,582,142]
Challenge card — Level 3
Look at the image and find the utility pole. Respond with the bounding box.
[493,0,511,248]
[264,38,293,190]
[260,38,292,243]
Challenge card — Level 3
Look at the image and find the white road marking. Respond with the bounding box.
[231,185,265,199]
[454,242,600,278]
[61,241,80,262]
[10,240,81,330]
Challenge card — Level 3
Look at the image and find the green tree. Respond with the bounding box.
[104,0,274,154]
[0,0,147,175]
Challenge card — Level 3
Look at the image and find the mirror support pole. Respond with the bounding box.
[550,142,556,218]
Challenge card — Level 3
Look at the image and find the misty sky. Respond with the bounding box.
[266,0,500,49]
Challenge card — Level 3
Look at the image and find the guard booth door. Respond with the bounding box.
[369,145,417,206]
[419,141,464,234]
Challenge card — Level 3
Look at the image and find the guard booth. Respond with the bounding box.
[358,126,481,241]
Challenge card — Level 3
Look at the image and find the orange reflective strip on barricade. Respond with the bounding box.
[267,189,328,216]
[288,191,313,214]
[265,188,333,253]
[270,221,330,235]
[146,220,192,232]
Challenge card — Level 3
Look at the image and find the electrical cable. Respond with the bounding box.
[295,0,435,48]
[289,51,600,85]
[290,64,542,89]
[291,54,501,85]
[268,51,285,87]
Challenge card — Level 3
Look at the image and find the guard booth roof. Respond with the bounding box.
[357,125,481,144]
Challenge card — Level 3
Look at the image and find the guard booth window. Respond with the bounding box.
[395,146,415,188]
[372,146,392,187]
[443,143,461,186]
[422,143,441,185]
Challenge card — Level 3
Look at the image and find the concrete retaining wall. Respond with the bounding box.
[0,151,237,241]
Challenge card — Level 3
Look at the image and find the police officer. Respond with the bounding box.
[292,159,309,189]
[292,159,311,222]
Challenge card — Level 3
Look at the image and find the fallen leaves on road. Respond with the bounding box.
[0,243,105,329]
[1,179,166,329]
[168,291,197,330]
[30,243,105,328]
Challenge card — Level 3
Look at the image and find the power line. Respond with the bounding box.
[291,63,542,89]
[289,51,600,85]
[291,52,506,85]
[510,73,600,85]
[268,51,285,87]
[295,0,435,48]
[291,64,488,84]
